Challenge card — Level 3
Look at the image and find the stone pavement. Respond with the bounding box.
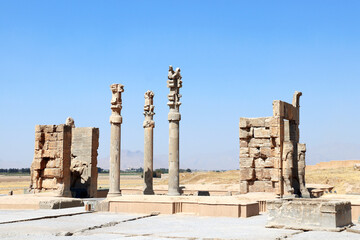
[0,207,360,239]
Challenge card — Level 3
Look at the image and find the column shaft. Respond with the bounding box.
[168,120,180,195]
[143,127,154,194]
[108,123,121,196]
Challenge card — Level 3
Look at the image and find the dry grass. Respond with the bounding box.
[0,175,30,194]
[1,166,360,195]
[305,167,360,194]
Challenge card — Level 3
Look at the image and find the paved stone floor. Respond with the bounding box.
[0,207,360,239]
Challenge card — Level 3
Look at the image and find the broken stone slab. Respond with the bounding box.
[266,198,352,231]
[39,199,84,209]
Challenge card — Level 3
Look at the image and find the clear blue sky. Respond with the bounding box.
[0,1,359,170]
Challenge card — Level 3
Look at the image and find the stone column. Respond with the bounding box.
[167,66,182,196]
[143,90,155,195]
[107,84,124,197]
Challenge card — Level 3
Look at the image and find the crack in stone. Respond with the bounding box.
[0,211,92,225]
[275,230,304,240]
[56,212,159,236]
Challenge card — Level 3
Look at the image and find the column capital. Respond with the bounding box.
[143,90,155,128]
[167,66,182,113]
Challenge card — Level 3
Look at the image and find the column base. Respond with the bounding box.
[107,191,122,198]
[143,190,155,195]
[167,190,181,196]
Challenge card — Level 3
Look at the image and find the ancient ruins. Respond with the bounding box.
[143,90,155,195]
[30,118,99,198]
[30,124,72,197]
[108,83,124,197]
[6,64,358,237]
[167,65,183,196]
[71,126,99,198]
[239,91,309,197]
[266,198,352,231]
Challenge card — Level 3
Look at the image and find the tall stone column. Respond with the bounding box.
[107,84,124,197]
[167,65,182,196]
[143,90,155,195]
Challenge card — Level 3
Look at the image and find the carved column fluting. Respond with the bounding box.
[107,84,124,197]
[167,66,182,196]
[143,90,155,195]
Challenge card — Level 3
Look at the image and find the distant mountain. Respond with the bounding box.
[98,150,168,170]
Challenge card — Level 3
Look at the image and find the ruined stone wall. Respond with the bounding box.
[30,124,72,196]
[239,117,282,194]
[30,123,99,198]
[71,127,99,198]
[239,91,308,197]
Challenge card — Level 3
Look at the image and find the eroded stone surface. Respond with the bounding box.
[30,124,72,197]
[71,127,99,198]
[239,91,308,197]
[266,199,352,231]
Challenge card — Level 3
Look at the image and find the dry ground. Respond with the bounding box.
[1,166,360,194]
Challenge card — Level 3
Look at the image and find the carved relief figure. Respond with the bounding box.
[143,90,155,128]
[110,84,124,112]
[65,117,75,128]
[297,143,309,197]
[283,141,294,195]
[167,65,182,109]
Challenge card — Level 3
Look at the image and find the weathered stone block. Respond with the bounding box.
[240,140,248,148]
[44,125,56,132]
[239,118,249,128]
[42,150,56,158]
[264,118,271,128]
[43,168,61,178]
[255,168,274,181]
[240,157,254,168]
[254,127,270,138]
[45,159,61,168]
[49,141,57,150]
[248,118,266,127]
[31,158,43,170]
[269,116,281,127]
[249,147,261,158]
[266,199,352,231]
[270,126,280,137]
[270,169,279,181]
[249,181,265,192]
[254,158,265,168]
[240,168,255,181]
[41,178,57,189]
[239,148,249,157]
[239,128,253,139]
[248,138,271,148]
[264,181,274,192]
[261,157,280,168]
[271,147,281,158]
[240,181,249,194]
[260,147,271,158]
[56,124,65,132]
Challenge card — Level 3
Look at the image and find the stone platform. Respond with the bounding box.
[320,194,360,222]
[100,195,260,218]
[266,198,353,231]
[0,193,84,210]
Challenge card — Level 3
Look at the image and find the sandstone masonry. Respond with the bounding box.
[30,119,99,198]
[30,124,72,197]
[239,91,308,197]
